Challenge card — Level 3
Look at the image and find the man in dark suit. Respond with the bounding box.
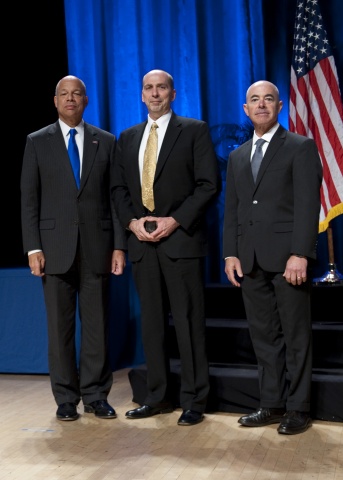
[21,75,127,421]
[223,80,323,434]
[112,69,220,426]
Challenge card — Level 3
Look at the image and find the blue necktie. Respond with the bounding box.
[251,138,266,183]
[68,129,80,188]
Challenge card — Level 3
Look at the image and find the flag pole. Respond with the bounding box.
[313,222,343,285]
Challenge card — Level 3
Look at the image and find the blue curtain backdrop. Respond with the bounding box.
[63,0,343,294]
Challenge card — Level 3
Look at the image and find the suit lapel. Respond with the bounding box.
[81,124,100,189]
[237,140,255,186]
[128,123,146,191]
[49,122,78,188]
[255,126,287,186]
[155,114,182,178]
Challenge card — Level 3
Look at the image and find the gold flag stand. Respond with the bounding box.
[313,224,343,285]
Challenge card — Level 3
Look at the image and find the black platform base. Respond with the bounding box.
[128,361,343,423]
[128,284,343,424]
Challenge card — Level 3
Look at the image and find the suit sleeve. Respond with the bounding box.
[171,121,220,232]
[291,138,323,259]
[20,134,42,254]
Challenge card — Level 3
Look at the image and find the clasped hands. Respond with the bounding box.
[129,216,180,242]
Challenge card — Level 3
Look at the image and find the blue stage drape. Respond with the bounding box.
[63,0,272,133]
[63,0,343,283]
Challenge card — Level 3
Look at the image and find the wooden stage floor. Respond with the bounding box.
[0,368,342,479]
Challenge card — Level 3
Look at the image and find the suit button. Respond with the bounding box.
[253,200,258,204]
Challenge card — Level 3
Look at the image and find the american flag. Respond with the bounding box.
[289,0,343,233]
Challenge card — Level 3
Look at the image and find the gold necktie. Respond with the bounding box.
[142,122,159,212]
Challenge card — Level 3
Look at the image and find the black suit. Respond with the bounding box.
[223,125,323,411]
[21,120,127,406]
[112,112,220,412]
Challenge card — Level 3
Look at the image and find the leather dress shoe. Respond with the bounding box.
[238,407,285,427]
[277,411,312,435]
[125,404,173,419]
[84,400,117,418]
[177,409,204,426]
[56,402,79,421]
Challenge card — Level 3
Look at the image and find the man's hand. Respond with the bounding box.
[111,250,126,275]
[283,255,308,285]
[29,251,45,277]
[224,257,243,287]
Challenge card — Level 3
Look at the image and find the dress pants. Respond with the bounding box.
[132,243,210,412]
[241,266,312,412]
[42,243,113,406]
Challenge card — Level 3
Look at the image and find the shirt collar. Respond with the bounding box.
[59,119,84,138]
[147,110,172,129]
[253,122,279,145]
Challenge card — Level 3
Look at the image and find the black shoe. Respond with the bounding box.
[238,407,285,427]
[56,402,79,421]
[177,409,204,426]
[84,400,117,419]
[125,404,173,419]
[277,411,312,435]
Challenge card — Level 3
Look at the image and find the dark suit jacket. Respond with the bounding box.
[223,125,323,273]
[112,113,220,262]
[21,121,127,274]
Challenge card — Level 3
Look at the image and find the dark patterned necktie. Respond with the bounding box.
[251,138,266,183]
[142,123,159,211]
[68,129,80,188]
